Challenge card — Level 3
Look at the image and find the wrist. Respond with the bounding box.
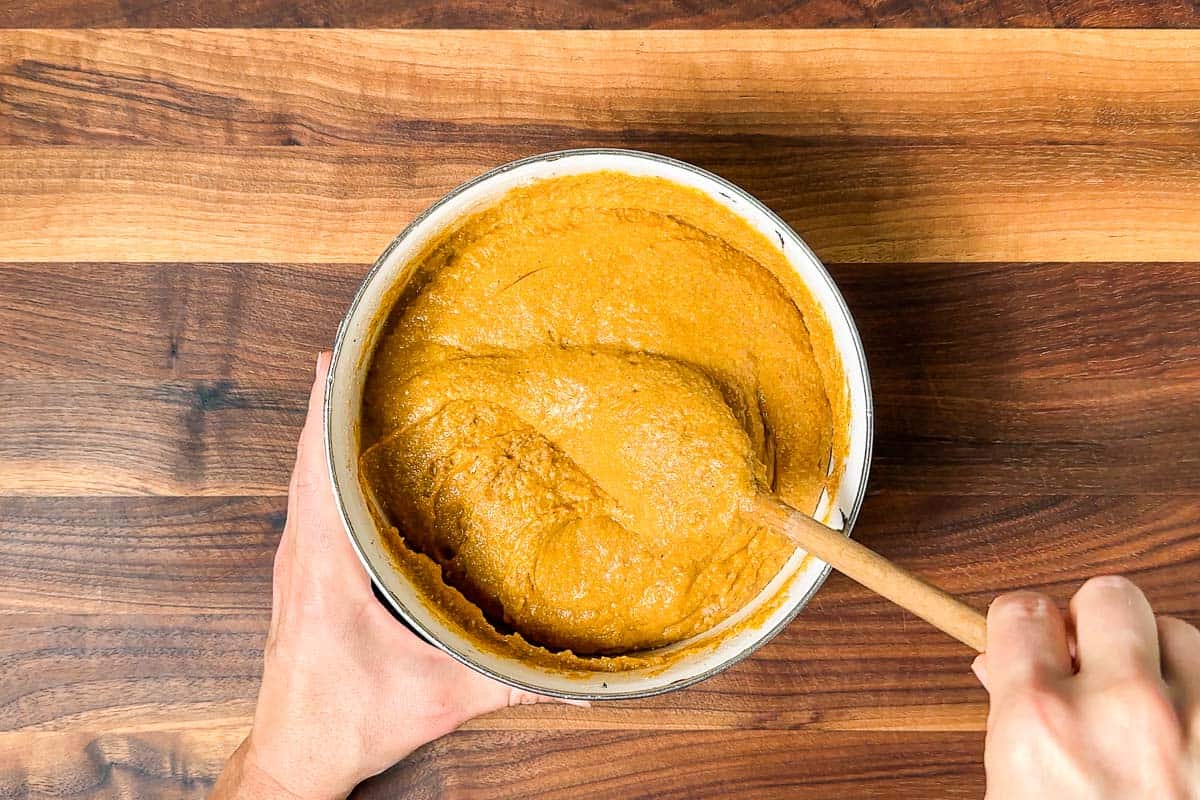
[232,735,348,800]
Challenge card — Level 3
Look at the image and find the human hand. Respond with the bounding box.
[212,353,581,800]
[976,576,1200,800]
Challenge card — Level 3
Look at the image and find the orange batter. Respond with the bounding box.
[360,171,847,662]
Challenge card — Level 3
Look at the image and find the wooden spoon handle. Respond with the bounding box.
[748,494,987,652]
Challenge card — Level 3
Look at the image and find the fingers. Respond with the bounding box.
[288,352,369,595]
[1070,575,1160,686]
[269,359,326,633]
[981,578,1163,695]
[273,443,309,597]
[268,400,313,635]
[462,670,591,715]
[982,591,1073,697]
[1159,616,1200,724]
[506,688,591,709]
[971,654,989,689]
[293,351,335,503]
[279,354,329,580]
[412,629,592,718]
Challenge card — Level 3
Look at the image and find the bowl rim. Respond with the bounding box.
[324,147,875,699]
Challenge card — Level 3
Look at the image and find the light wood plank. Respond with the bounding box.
[2,31,1199,146]
[3,144,1200,264]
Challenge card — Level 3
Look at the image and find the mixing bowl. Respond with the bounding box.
[325,149,873,700]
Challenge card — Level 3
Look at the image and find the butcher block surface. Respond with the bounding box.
[1,6,1199,798]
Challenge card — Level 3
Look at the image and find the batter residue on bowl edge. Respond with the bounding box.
[360,171,848,671]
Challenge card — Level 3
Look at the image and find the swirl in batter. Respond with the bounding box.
[360,171,847,664]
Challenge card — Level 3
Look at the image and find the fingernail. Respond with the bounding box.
[971,655,989,689]
[558,699,591,708]
[314,351,332,380]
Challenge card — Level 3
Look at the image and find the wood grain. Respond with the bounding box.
[5,31,1200,266]
[0,497,281,614]
[4,31,1200,147]
[3,493,1197,728]
[0,612,263,733]
[7,486,1199,795]
[0,728,986,800]
[0,262,355,381]
[3,262,1197,382]
[753,494,990,651]
[0,726,244,800]
[839,262,1200,381]
[363,730,986,800]
[4,143,1200,264]
[3,20,1200,800]
[2,0,1197,29]
[2,258,1196,496]
[2,375,1195,496]
[0,379,304,496]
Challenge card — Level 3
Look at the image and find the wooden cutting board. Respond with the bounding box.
[2,5,1199,798]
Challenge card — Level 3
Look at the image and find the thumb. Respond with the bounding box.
[506,687,590,709]
[972,654,990,691]
[451,659,590,716]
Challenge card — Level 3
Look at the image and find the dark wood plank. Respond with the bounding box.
[362,729,985,800]
[0,613,263,734]
[4,491,1196,795]
[5,262,1196,383]
[0,727,983,800]
[4,263,1197,498]
[3,493,1196,731]
[841,262,1200,382]
[2,372,1196,495]
[0,380,306,496]
[1,0,1197,28]
[848,494,1200,603]
[6,275,1200,495]
[0,603,980,738]
[0,496,281,614]
[872,378,1200,495]
[0,731,226,800]
[0,611,257,799]
[3,31,1199,147]
[0,262,355,382]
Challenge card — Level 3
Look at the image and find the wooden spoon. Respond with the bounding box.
[745,493,987,652]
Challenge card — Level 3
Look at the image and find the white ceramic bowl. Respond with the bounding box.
[325,149,873,700]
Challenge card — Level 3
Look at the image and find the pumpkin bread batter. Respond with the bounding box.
[360,171,847,663]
